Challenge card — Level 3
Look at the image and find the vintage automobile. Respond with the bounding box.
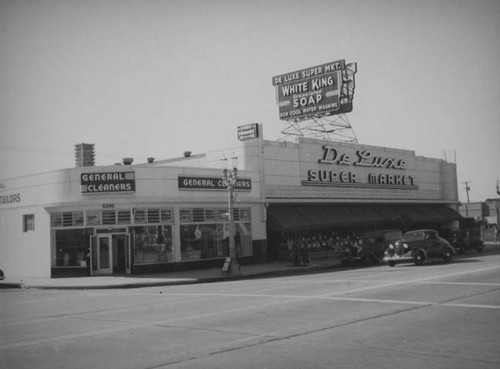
[383,229,455,266]
[340,229,402,266]
[447,228,484,254]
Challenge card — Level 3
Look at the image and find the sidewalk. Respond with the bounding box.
[0,257,340,290]
[2,242,498,290]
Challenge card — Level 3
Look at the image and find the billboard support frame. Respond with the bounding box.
[279,114,358,143]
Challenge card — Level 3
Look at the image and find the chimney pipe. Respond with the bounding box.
[123,158,134,165]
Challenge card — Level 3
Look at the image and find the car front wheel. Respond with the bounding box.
[414,251,425,266]
[443,248,453,263]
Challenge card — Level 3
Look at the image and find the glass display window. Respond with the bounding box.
[130,225,172,264]
[180,223,224,260]
[117,210,131,224]
[86,211,101,226]
[102,210,116,225]
[160,209,173,223]
[147,209,160,223]
[53,228,93,267]
[180,209,192,222]
[134,209,147,224]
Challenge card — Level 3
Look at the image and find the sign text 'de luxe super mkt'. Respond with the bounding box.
[81,172,136,194]
[272,59,356,121]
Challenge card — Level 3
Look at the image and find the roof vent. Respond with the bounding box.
[184,151,192,157]
[123,157,134,165]
[147,157,155,163]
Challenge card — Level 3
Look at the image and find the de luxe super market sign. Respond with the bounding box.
[302,145,418,189]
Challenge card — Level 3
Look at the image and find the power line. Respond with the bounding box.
[0,145,142,161]
[0,145,71,155]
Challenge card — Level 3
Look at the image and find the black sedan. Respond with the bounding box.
[383,229,455,266]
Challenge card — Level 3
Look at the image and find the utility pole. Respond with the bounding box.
[461,181,471,217]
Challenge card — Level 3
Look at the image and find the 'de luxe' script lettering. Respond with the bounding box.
[318,146,407,170]
[354,150,407,169]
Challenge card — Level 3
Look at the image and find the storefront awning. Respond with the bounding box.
[267,203,462,232]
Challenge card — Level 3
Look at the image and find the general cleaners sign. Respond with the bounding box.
[178,176,252,191]
[81,172,136,194]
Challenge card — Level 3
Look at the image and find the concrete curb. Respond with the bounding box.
[0,264,338,290]
[0,282,23,289]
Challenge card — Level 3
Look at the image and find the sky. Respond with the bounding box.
[0,0,499,202]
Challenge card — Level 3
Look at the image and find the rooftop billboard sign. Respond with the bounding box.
[272,59,357,121]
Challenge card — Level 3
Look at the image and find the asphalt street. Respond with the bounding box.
[1,252,500,369]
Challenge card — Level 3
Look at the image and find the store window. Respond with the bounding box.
[117,210,131,224]
[86,211,101,226]
[147,209,160,223]
[102,210,116,225]
[51,212,84,227]
[160,209,173,223]
[23,214,35,232]
[51,208,173,228]
[179,207,252,260]
[53,228,93,267]
[130,225,172,264]
[134,209,147,224]
[181,223,222,260]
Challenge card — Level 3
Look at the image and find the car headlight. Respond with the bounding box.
[403,243,409,250]
[389,244,394,249]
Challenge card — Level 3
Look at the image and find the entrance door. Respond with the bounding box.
[90,233,131,276]
[112,234,128,274]
[97,235,113,275]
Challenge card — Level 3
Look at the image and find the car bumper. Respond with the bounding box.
[383,255,413,264]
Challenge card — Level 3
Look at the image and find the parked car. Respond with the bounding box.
[341,229,402,266]
[0,268,4,280]
[383,229,455,266]
[448,228,484,254]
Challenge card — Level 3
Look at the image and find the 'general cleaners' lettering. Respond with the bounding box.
[81,172,135,194]
[85,184,133,192]
[82,173,127,182]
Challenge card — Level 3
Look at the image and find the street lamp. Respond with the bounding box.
[221,154,241,275]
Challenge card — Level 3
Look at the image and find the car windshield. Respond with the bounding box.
[360,236,382,244]
[402,231,426,242]
[385,231,403,242]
